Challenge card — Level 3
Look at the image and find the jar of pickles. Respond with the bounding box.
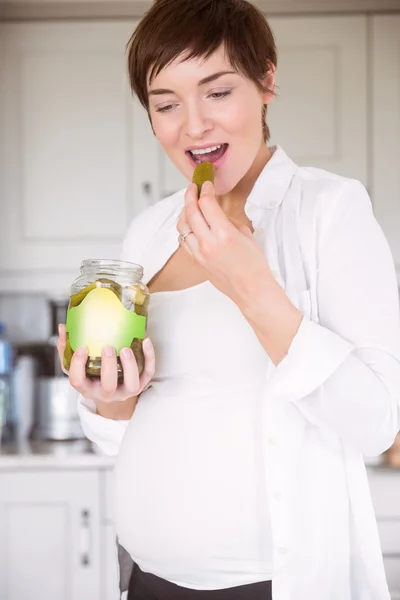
[64,259,150,383]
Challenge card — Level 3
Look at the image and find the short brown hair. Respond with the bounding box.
[127,0,277,141]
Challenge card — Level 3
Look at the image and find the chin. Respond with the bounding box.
[214,176,242,196]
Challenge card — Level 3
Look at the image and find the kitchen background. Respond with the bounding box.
[1,0,400,598]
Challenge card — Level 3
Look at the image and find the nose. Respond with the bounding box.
[185,102,213,140]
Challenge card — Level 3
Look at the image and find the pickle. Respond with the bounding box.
[192,161,215,194]
[70,278,123,309]
[84,338,144,385]
[66,276,148,383]
[134,298,149,318]
[69,281,97,308]
[122,285,150,316]
[63,333,74,371]
[98,278,123,300]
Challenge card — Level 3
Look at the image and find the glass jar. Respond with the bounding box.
[64,259,150,383]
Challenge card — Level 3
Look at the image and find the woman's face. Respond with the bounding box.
[147,46,274,196]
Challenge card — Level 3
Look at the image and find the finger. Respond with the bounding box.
[139,338,156,389]
[57,327,66,355]
[57,344,69,376]
[100,347,119,395]
[198,181,231,232]
[184,183,211,239]
[58,323,66,341]
[177,207,191,238]
[120,347,140,395]
[69,345,89,390]
[57,324,66,351]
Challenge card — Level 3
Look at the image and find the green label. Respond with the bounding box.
[66,287,146,357]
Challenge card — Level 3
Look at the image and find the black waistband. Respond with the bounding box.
[128,563,272,600]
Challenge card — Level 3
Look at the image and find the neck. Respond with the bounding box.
[216,143,272,217]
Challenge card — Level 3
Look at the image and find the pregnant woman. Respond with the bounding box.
[58,1,400,599]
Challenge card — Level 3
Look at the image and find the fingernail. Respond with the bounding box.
[143,338,151,350]
[103,346,115,358]
[75,345,87,357]
[121,347,133,360]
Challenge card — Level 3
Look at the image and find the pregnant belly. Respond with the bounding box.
[113,389,273,589]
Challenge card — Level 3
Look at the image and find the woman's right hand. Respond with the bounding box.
[57,324,156,404]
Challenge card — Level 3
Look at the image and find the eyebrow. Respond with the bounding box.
[148,70,237,96]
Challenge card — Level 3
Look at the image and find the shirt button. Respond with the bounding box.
[269,200,279,208]
[277,546,289,555]
[273,491,283,501]
[268,436,278,445]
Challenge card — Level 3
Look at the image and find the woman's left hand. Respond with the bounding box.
[177,180,275,308]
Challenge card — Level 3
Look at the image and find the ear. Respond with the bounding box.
[261,61,277,105]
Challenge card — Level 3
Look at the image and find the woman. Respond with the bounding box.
[58,1,400,599]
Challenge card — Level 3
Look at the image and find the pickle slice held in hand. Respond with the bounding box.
[192,161,215,194]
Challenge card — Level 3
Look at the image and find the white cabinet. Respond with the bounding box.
[102,469,120,600]
[372,15,400,274]
[268,16,368,185]
[103,523,121,600]
[0,470,102,600]
[0,21,142,294]
[2,15,400,292]
[368,468,400,600]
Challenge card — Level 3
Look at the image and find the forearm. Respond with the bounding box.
[238,274,400,456]
[95,395,139,420]
[239,274,303,365]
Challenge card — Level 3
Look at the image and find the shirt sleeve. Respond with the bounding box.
[268,180,400,457]
[77,396,130,456]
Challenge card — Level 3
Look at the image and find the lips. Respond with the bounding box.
[186,143,229,166]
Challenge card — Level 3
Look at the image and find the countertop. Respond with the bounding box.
[0,438,399,473]
[0,439,115,470]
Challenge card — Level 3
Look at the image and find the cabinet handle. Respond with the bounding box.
[80,509,91,567]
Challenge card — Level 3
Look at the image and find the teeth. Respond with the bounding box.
[191,145,222,156]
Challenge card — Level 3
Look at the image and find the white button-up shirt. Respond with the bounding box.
[79,146,400,600]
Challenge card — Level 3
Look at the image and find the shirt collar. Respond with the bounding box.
[245,145,298,217]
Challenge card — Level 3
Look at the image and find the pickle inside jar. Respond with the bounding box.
[64,279,147,381]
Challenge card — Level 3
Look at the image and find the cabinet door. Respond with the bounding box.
[368,468,400,599]
[101,469,120,600]
[103,524,120,600]
[0,470,101,600]
[267,16,368,185]
[0,21,140,293]
[372,15,400,275]
[132,98,189,205]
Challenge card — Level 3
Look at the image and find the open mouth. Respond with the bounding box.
[186,143,229,165]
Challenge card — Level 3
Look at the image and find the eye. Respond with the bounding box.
[209,91,232,100]
[156,104,175,114]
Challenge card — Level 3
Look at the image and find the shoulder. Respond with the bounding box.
[120,189,185,262]
[292,165,372,236]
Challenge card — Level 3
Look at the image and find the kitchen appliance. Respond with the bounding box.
[18,298,85,442]
[32,376,84,441]
[12,355,36,441]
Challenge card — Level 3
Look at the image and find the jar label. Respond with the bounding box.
[66,287,146,357]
